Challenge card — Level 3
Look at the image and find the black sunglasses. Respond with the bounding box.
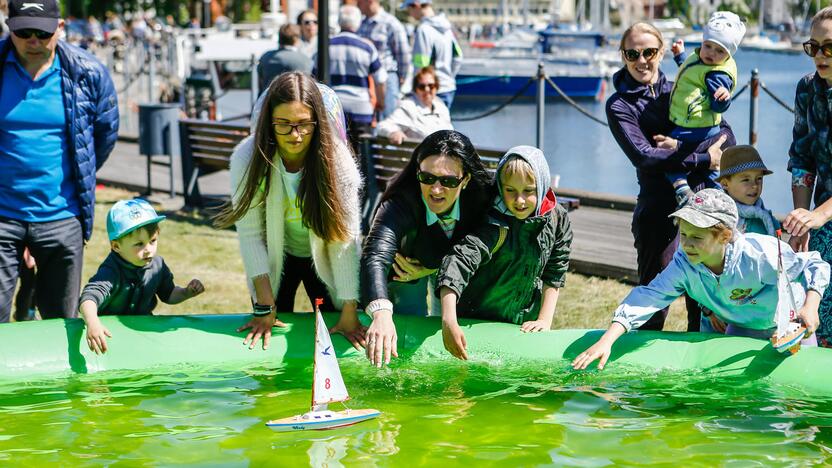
[622,47,659,62]
[13,29,54,40]
[415,83,436,91]
[302,19,318,25]
[803,41,832,58]
[417,170,463,188]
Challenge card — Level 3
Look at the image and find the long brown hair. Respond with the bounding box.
[214,72,351,242]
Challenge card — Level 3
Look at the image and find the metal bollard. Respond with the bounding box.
[749,68,759,146]
[251,55,259,109]
[536,62,545,151]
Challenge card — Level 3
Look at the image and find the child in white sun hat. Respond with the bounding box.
[659,11,747,207]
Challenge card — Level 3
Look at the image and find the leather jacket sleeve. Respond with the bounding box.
[360,195,419,304]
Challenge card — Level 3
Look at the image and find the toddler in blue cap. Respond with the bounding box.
[79,199,205,354]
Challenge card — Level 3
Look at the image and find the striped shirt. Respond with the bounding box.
[325,31,388,124]
[358,9,411,83]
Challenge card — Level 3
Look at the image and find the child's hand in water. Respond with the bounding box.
[86,318,112,355]
[185,279,205,298]
[713,86,731,102]
[520,319,551,333]
[572,340,613,370]
[671,39,685,56]
[442,319,468,360]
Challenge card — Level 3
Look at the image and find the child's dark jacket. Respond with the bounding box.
[80,252,175,315]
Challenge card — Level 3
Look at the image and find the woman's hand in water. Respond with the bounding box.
[442,319,468,360]
[392,253,436,282]
[238,311,288,350]
[329,300,367,350]
[365,310,398,367]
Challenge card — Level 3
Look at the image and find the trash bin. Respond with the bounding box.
[138,103,181,197]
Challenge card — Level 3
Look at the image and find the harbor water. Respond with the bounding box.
[453,50,813,214]
[2,357,831,465]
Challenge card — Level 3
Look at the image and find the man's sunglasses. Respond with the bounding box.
[803,41,832,58]
[415,83,436,91]
[622,47,659,62]
[417,170,463,188]
[13,29,54,40]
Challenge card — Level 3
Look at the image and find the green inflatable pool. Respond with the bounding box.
[0,313,825,394]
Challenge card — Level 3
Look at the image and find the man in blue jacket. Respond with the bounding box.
[0,0,118,322]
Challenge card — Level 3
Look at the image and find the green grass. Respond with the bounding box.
[79,187,689,330]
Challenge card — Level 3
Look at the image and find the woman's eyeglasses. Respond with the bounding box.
[13,29,54,40]
[415,83,437,91]
[417,170,463,188]
[803,41,832,58]
[622,47,659,62]
[273,121,317,136]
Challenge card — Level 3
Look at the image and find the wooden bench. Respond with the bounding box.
[179,119,250,207]
[359,135,579,230]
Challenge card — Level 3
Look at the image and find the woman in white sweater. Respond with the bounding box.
[376,66,453,144]
[215,72,364,350]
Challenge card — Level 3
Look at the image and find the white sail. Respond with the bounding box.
[774,238,798,339]
[312,310,349,407]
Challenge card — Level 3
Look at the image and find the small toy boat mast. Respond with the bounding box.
[266,299,380,432]
[770,230,807,355]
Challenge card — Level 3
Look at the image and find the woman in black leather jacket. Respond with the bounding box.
[361,130,494,366]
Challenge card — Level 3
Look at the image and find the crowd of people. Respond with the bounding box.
[5,0,832,370]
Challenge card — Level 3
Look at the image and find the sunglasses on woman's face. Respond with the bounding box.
[302,19,317,25]
[417,170,463,188]
[415,83,436,91]
[13,29,54,40]
[622,47,659,62]
[803,41,832,58]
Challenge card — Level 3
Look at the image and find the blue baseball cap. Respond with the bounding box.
[400,0,431,9]
[106,199,166,241]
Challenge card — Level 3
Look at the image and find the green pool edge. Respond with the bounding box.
[0,313,827,396]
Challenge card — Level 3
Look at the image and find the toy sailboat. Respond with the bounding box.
[770,230,806,355]
[266,299,380,432]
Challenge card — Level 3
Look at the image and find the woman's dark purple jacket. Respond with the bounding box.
[605,68,736,209]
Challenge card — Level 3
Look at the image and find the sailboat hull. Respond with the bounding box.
[266,408,380,432]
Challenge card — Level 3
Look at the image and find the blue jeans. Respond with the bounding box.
[382,76,401,120]
[437,91,455,110]
[0,216,84,322]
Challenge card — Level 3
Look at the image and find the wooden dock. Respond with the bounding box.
[99,139,639,283]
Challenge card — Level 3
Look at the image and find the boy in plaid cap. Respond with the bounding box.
[573,189,829,370]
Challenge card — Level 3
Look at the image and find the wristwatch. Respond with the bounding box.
[253,302,275,317]
[364,299,393,319]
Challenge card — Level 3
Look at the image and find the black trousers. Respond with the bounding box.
[0,216,84,322]
[632,203,701,331]
[275,254,336,312]
[14,260,36,321]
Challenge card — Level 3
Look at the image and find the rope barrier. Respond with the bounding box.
[452,77,536,122]
[759,81,795,114]
[731,82,749,102]
[544,75,609,127]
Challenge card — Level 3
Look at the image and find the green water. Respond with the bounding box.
[1,356,831,466]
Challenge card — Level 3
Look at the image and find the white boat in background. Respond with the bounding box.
[266,300,381,432]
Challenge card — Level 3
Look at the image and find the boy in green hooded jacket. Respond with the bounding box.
[436,145,572,360]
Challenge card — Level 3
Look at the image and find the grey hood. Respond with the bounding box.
[422,14,453,33]
[494,145,551,217]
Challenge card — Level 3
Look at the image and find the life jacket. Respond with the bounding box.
[669,49,737,128]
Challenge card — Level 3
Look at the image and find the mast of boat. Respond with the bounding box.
[758,0,765,33]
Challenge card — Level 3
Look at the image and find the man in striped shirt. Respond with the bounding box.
[322,5,387,151]
[357,0,411,119]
